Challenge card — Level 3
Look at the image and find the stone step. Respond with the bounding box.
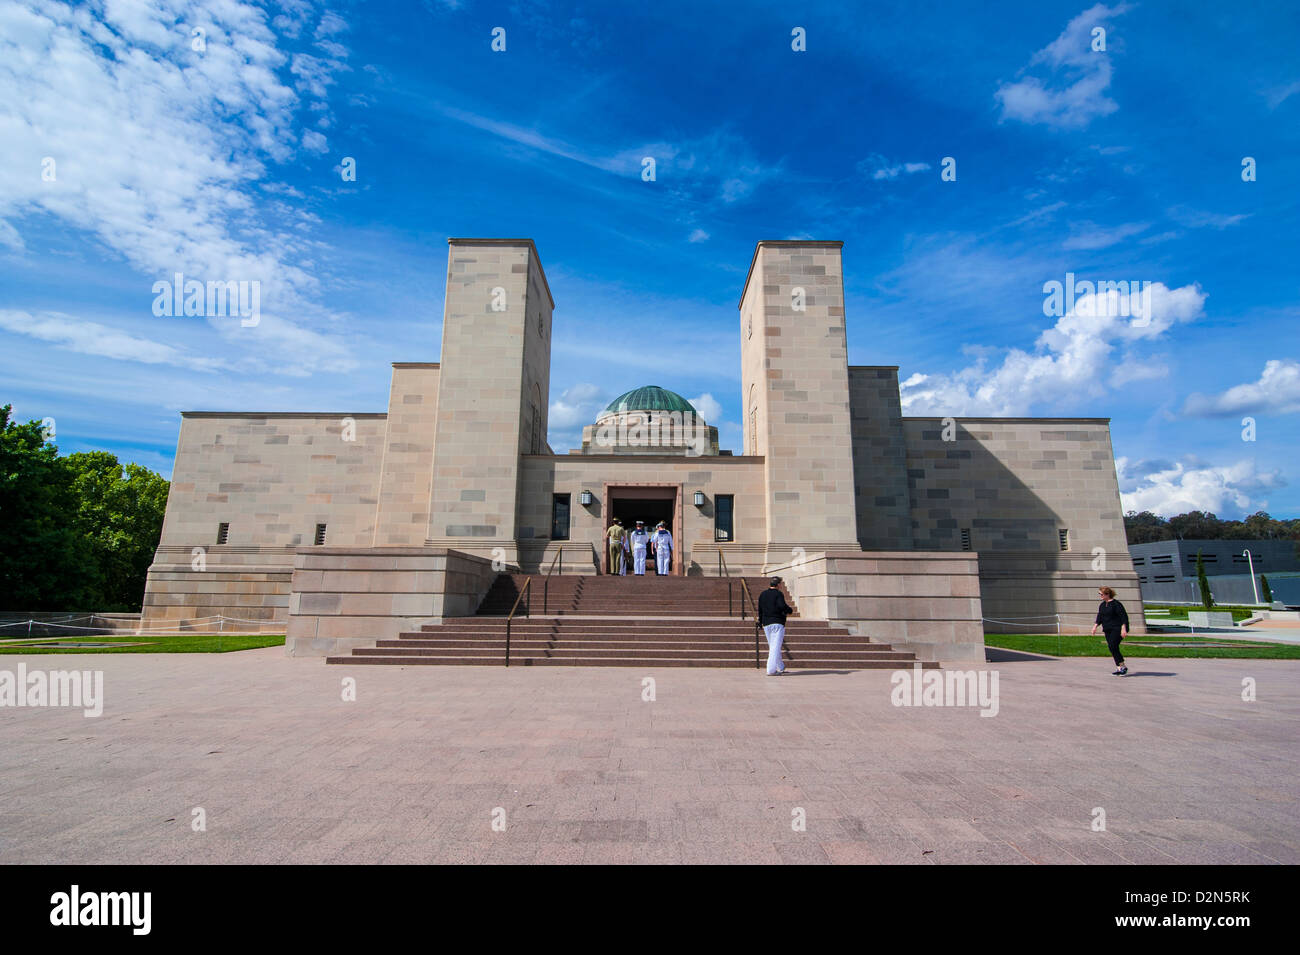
[327,654,936,669]
[325,572,920,670]
[358,647,904,660]
[375,640,901,654]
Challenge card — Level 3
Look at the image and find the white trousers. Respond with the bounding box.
[655,548,671,575]
[632,546,647,575]
[764,623,785,674]
[620,548,629,575]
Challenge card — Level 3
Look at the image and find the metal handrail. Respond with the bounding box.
[504,577,531,667]
[719,548,762,669]
[543,546,563,613]
[738,577,761,669]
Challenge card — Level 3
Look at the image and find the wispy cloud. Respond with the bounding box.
[858,155,932,181]
[0,310,229,372]
[1061,220,1148,249]
[996,3,1131,129]
[0,0,358,374]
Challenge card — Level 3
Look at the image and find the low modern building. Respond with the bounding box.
[1130,539,1300,604]
[141,238,1145,661]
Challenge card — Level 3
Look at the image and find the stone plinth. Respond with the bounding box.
[765,550,985,663]
[285,547,502,657]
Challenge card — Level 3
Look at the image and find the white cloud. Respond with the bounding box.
[689,393,723,422]
[1061,221,1148,250]
[314,12,349,38]
[1167,207,1251,230]
[1264,80,1300,110]
[996,3,1131,128]
[0,218,24,251]
[1183,359,1300,417]
[1117,456,1286,517]
[900,282,1206,416]
[434,104,777,205]
[688,228,709,243]
[0,0,358,373]
[858,155,931,181]
[549,382,607,429]
[0,309,228,372]
[301,129,328,153]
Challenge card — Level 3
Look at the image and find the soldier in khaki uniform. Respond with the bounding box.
[606,519,626,575]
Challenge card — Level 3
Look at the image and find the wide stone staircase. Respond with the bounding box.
[325,574,935,670]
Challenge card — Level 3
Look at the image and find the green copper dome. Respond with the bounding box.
[603,385,698,416]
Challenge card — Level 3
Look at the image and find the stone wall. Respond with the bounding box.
[141,411,387,626]
[847,366,912,550]
[765,550,985,663]
[977,553,1145,634]
[516,454,768,575]
[426,239,547,562]
[901,417,1143,633]
[739,241,861,561]
[373,363,440,546]
[156,412,386,548]
[285,548,500,657]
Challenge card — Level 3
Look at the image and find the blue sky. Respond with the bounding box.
[2,0,1298,518]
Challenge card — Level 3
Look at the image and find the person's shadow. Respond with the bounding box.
[1122,671,1177,677]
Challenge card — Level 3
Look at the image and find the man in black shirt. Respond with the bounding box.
[1090,586,1130,675]
[758,577,794,676]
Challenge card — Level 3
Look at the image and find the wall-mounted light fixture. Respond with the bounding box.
[694,491,705,507]
[580,490,593,506]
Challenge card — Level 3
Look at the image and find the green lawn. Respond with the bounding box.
[985,633,1300,659]
[0,633,285,654]
[1143,604,1259,622]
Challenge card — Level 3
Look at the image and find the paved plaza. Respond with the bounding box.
[1,649,1297,864]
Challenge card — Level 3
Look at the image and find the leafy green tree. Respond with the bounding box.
[0,407,169,612]
[1170,510,1222,541]
[1124,510,1172,544]
[64,452,170,612]
[1260,575,1273,604]
[0,406,87,610]
[1195,549,1214,610]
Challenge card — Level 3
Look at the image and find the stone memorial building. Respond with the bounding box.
[141,238,1144,662]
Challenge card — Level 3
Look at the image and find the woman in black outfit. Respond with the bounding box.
[1090,586,1130,675]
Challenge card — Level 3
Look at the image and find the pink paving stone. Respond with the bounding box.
[0,649,1296,865]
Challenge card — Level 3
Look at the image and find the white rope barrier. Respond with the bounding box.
[982,614,1062,633]
[0,614,284,639]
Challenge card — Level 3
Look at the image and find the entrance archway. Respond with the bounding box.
[604,484,681,574]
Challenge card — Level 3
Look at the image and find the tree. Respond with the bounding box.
[1169,510,1222,541]
[0,406,87,610]
[0,407,169,612]
[1195,549,1214,610]
[1124,510,1172,544]
[64,452,170,612]
[1261,575,1273,604]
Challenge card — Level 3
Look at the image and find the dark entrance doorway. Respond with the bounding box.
[605,485,680,574]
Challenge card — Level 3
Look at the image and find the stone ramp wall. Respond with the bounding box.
[764,551,985,664]
[285,548,500,657]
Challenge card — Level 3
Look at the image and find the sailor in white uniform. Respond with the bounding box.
[651,522,674,575]
[629,520,651,575]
